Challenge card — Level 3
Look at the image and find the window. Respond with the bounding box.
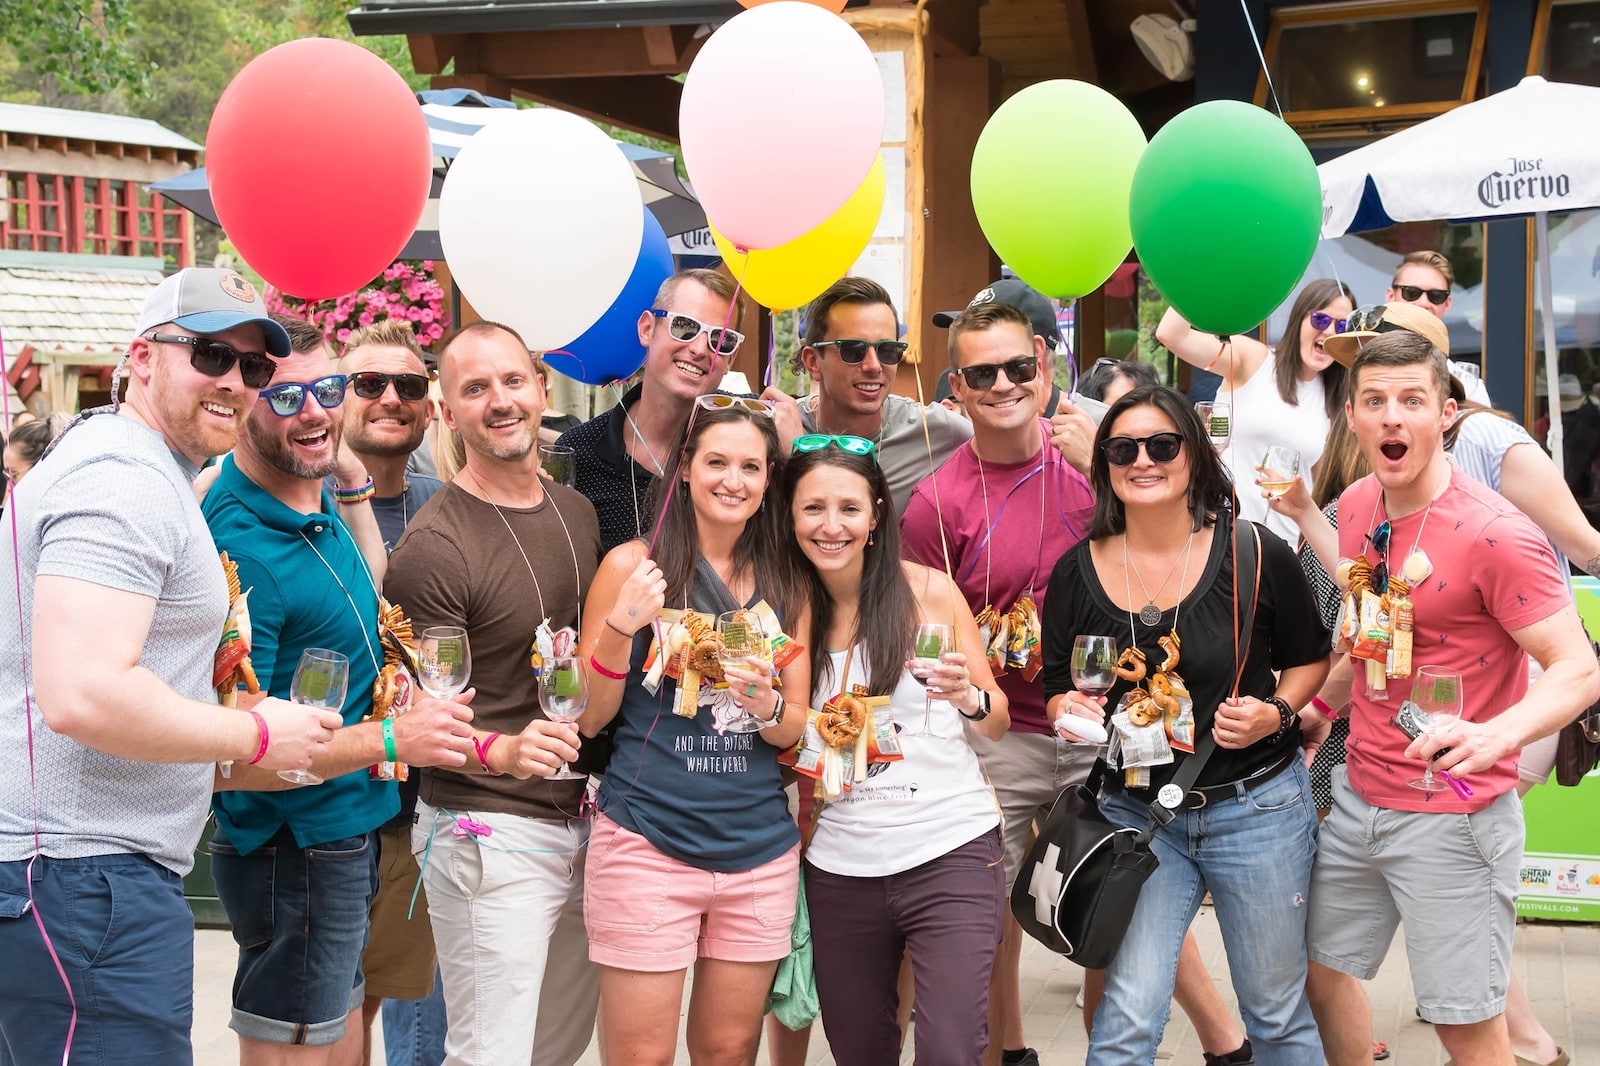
[1530,0,1600,85]
[1259,0,1489,131]
[1,171,190,265]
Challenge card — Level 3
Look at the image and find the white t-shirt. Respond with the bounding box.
[1217,358,1329,544]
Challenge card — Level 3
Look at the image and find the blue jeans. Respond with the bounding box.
[0,853,195,1065]
[1089,758,1323,1066]
[210,824,379,1046]
[381,975,447,1066]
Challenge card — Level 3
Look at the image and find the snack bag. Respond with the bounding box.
[1164,673,1196,754]
[371,599,420,781]
[213,552,260,707]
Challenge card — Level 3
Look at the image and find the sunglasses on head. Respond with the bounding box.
[1101,431,1184,466]
[811,338,910,366]
[146,332,277,389]
[1308,311,1349,333]
[348,371,429,403]
[1393,283,1450,306]
[793,433,878,460]
[696,394,773,416]
[956,356,1039,390]
[260,374,348,418]
[650,309,744,357]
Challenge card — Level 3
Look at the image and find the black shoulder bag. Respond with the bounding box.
[1010,518,1261,970]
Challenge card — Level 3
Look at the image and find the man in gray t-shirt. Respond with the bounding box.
[0,268,340,1065]
[763,276,971,514]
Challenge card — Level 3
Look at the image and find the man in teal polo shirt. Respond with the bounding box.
[203,317,477,1065]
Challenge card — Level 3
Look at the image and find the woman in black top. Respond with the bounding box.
[1041,384,1330,1066]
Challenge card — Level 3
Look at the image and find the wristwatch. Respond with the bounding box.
[958,685,992,721]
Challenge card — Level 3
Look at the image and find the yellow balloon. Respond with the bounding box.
[714,155,886,311]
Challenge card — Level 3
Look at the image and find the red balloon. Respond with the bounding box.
[206,39,432,301]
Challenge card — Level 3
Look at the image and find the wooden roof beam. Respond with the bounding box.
[452,26,693,78]
[411,33,471,75]
[1061,0,1096,82]
[511,75,684,142]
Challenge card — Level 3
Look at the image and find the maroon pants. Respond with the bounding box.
[805,828,1004,1066]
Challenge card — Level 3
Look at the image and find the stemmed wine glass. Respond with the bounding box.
[1064,635,1116,744]
[908,623,953,738]
[280,648,349,785]
[717,610,771,733]
[418,626,472,700]
[1408,666,1463,793]
[538,655,589,780]
[1196,401,1231,454]
[1258,445,1301,500]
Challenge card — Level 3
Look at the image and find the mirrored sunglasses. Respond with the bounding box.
[956,356,1039,390]
[1367,519,1391,593]
[651,309,744,356]
[1394,284,1450,306]
[811,338,909,366]
[1308,311,1349,333]
[793,433,878,459]
[147,332,277,389]
[348,371,429,402]
[260,374,348,418]
[1101,431,1183,466]
[696,394,773,416]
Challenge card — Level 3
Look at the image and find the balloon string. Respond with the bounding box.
[909,352,962,647]
[763,310,778,392]
[1238,0,1283,119]
[0,324,79,1065]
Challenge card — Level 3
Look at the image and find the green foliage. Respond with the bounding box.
[0,0,149,97]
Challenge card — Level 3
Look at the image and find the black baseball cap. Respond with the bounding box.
[932,278,1064,349]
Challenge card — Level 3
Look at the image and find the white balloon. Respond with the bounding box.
[439,109,644,351]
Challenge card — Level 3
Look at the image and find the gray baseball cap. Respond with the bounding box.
[932,278,1064,349]
[134,268,292,356]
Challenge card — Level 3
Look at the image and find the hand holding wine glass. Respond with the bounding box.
[1059,635,1115,744]
[1407,666,1463,793]
[908,623,952,738]
[717,610,773,734]
[538,656,588,781]
[279,649,349,785]
[1257,445,1301,500]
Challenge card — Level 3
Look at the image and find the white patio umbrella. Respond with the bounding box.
[1319,75,1600,470]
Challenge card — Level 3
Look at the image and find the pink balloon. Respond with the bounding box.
[680,3,883,251]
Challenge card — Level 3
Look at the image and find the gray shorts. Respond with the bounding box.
[966,727,1098,888]
[1307,767,1523,1025]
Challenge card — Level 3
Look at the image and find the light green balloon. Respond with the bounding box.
[971,80,1147,300]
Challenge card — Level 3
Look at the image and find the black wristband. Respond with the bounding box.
[1266,696,1296,737]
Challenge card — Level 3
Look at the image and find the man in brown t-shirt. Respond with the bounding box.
[387,321,602,1066]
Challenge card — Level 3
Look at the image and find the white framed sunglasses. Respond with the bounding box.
[650,310,744,357]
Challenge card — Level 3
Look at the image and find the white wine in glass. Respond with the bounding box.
[1258,445,1301,500]
[418,626,471,700]
[280,648,349,785]
[538,656,588,781]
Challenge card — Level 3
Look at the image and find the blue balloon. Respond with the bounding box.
[545,208,672,385]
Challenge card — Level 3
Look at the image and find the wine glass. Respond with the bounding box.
[539,444,577,487]
[1408,666,1463,793]
[1258,445,1301,500]
[279,648,349,785]
[717,610,771,734]
[1196,400,1231,454]
[418,626,471,700]
[908,623,953,738]
[538,655,588,780]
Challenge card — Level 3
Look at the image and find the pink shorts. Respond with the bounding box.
[584,813,799,972]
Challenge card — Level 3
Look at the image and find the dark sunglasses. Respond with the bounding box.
[811,338,910,366]
[1367,519,1391,594]
[1101,431,1184,466]
[146,332,277,389]
[1393,284,1450,306]
[1308,311,1349,333]
[348,371,429,403]
[650,309,744,357]
[793,433,878,460]
[956,356,1039,390]
[260,374,348,418]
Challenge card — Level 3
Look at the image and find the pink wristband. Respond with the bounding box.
[1312,697,1337,720]
[474,732,504,776]
[246,710,270,765]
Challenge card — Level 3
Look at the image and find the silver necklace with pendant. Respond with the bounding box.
[1124,531,1195,626]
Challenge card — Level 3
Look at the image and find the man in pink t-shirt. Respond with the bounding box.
[1306,331,1598,1066]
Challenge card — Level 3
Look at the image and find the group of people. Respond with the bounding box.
[0,252,1592,1066]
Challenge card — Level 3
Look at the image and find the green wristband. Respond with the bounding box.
[382,718,398,762]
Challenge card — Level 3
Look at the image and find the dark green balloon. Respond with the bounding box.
[1130,101,1322,338]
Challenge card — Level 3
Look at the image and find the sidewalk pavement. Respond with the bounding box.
[194,909,1597,1064]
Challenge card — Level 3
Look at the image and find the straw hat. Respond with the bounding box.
[1323,301,1450,365]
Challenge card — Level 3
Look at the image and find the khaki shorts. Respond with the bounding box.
[1307,767,1522,1025]
[361,823,438,1001]
[966,727,1098,888]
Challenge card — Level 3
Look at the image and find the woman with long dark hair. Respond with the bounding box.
[1041,384,1330,1065]
[576,399,808,1065]
[785,437,1009,1066]
[1156,279,1354,543]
